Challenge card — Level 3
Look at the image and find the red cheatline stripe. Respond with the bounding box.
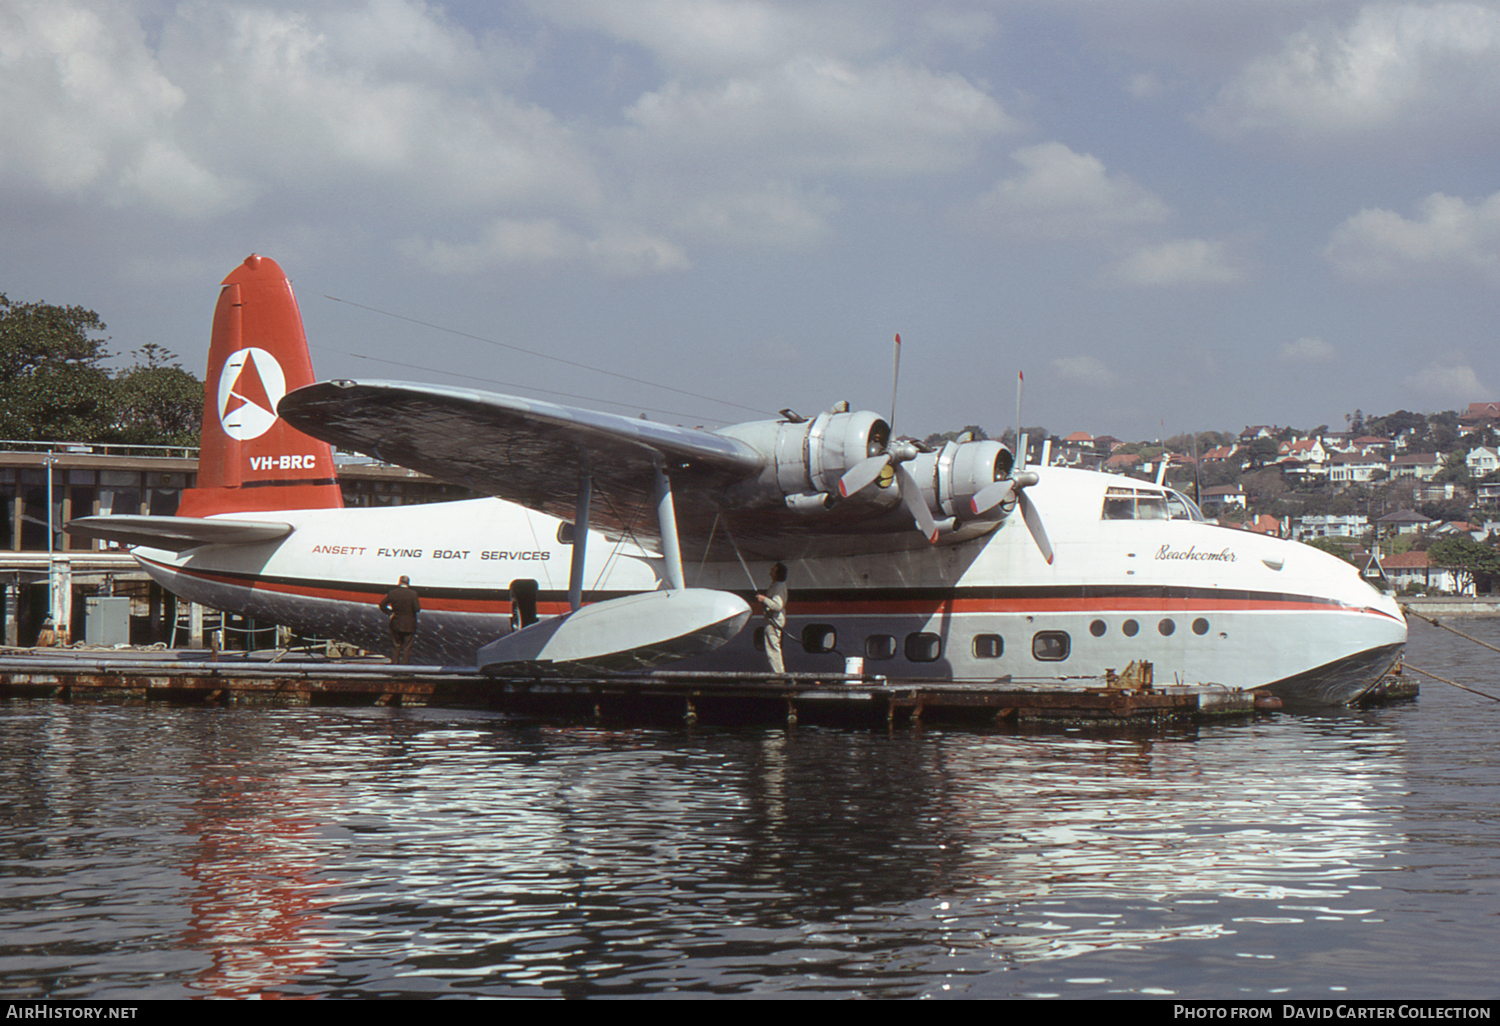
[142,557,1401,622]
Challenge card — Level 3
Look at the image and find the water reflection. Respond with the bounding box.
[1,618,1497,998]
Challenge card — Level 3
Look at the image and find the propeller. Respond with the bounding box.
[969,471,1053,564]
[836,335,940,543]
[968,369,1054,564]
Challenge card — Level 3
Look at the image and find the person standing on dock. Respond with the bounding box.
[756,563,789,675]
[379,575,420,664]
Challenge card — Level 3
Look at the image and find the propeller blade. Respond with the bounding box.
[838,454,891,498]
[896,464,940,544]
[969,479,1017,517]
[1017,490,1054,565]
[889,333,902,431]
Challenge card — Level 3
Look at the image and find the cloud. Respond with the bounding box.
[620,56,1014,178]
[0,1,600,222]
[1204,2,1500,144]
[0,2,241,216]
[667,183,838,248]
[526,0,897,76]
[402,218,690,276]
[1325,191,1500,282]
[1412,358,1492,405]
[1051,355,1119,390]
[1280,337,1337,364]
[1108,238,1246,287]
[976,142,1170,240]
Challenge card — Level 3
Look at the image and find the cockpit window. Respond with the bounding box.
[1102,486,1205,522]
[1165,490,1205,521]
[1103,487,1168,520]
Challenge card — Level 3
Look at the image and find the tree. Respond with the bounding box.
[1367,409,1427,443]
[0,293,114,441]
[1244,436,1281,468]
[922,424,989,448]
[1306,536,1359,565]
[0,295,203,446]
[1428,536,1500,595]
[110,344,203,447]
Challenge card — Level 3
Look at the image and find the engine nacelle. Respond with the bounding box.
[907,439,1015,520]
[718,408,889,506]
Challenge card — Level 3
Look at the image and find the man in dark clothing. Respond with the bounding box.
[379,575,420,664]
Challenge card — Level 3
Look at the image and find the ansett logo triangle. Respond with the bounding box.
[217,348,287,440]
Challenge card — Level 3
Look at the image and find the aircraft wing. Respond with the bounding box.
[279,380,979,559]
[66,515,293,552]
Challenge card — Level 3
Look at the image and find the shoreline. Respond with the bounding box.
[1402,597,1500,616]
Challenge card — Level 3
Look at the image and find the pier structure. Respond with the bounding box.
[0,441,471,648]
[0,649,1416,728]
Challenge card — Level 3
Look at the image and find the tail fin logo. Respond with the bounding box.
[217,347,287,440]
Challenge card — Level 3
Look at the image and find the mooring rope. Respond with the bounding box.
[1400,604,1500,703]
[1403,604,1500,657]
[1399,662,1500,704]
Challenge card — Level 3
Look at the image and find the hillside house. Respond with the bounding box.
[1327,451,1389,485]
[1279,438,1328,465]
[1200,484,1246,517]
[1295,514,1368,540]
[1380,550,1467,595]
[1459,402,1500,431]
[1390,453,1442,481]
[1376,509,1436,536]
[1468,446,1499,477]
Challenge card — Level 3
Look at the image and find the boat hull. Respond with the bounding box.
[1259,641,1405,707]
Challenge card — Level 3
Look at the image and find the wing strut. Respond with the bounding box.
[568,470,592,612]
[654,464,685,590]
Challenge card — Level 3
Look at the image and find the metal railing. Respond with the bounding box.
[0,440,200,460]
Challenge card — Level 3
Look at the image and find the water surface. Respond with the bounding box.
[1,617,1497,999]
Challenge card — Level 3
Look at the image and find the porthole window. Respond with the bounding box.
[1159,619,1176,636]
[973,634,1003,659]
[905,632,943,663]
[1192,618,1210,636]
[865,634,897,660]
[801,624,837,653]
[1090,619,1107,637]
[1032,631,1071,661]
[1122,619,1139,637]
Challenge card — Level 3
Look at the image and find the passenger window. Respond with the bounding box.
[972,634,1003,659]
[865,634,897,661]
[905,633,942,663]
[1032,631,1071,661]
[801,624,837,653]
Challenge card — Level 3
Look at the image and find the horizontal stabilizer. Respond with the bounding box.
[66,515,293,552]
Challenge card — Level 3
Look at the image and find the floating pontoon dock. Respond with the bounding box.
[0,649,1416,727]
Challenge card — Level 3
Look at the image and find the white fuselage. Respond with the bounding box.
[135,467,1406,702]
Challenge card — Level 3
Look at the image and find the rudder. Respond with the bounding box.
[176,254,344,517]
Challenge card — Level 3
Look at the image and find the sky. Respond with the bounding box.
[3,0,1498,444]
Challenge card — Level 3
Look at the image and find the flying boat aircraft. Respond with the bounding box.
[69,255,1406,705]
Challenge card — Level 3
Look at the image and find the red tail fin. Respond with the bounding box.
[176,254,344,517]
